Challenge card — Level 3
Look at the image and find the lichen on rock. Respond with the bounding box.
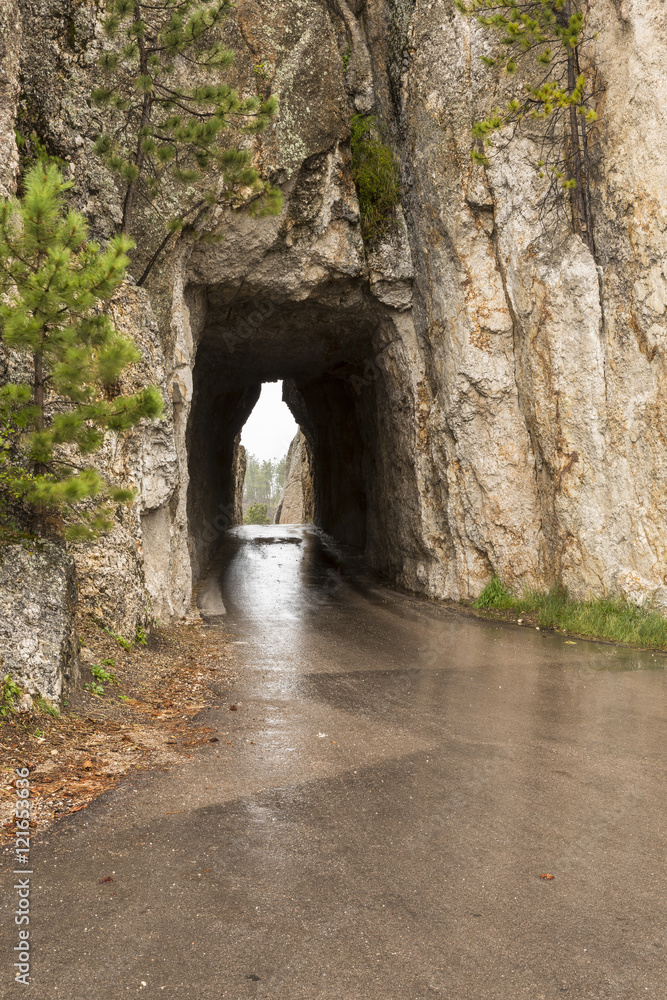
[0,542,78,704]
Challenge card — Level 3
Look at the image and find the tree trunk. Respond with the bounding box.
[33,349,46,535]
[575,45,596,258]
[121,4,152,236]
[566,51,587,238]
[564,1,595,256]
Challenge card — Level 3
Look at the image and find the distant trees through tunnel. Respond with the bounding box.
[240,382,294,524]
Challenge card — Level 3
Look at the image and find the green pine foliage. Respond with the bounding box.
[456,0,597,252]
[0,162,163,541]
[243,453,285,521]
[92,0,283,280]
[243,501,270,525]
[350,115,401,247]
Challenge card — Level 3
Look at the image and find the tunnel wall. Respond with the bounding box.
[186,374,260,588]
[284,376,368,550]
[183,268,431,597]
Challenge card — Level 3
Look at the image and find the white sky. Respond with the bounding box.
[240,381,298,462]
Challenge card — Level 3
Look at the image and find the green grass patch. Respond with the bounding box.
[350,114,400,246]
[35,696,60,719]
[474,576,667,650]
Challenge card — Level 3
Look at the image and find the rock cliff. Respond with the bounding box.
[0,542,78,704]
[275,431,314,525]
[1,0,666,636]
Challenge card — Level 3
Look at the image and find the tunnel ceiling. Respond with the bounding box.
[199,281,382,385]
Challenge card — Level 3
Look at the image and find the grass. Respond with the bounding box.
[474,576,667,650]
[350,114,400,246]
[35,696,60,719]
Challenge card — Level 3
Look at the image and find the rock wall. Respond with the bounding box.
[0,542,78,704]
[361,0,667,604]
[233,440,247,527]
[0,0,20,196]
[1,0,666,628]
[75,283,178,635]
[275,431,314,524]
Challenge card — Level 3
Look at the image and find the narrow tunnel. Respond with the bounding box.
[185,277,423,592]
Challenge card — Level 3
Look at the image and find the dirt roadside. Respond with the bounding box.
[1,613,237,848]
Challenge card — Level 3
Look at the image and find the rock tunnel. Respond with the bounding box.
[184,273,427,593]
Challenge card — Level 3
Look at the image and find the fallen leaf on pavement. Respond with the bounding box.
[540,873,555,880]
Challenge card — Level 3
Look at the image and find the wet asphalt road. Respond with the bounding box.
[2,525,666,1000]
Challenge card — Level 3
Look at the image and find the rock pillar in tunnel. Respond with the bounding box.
[275,431,314,525]
[284,377,367,547]
[186,377,260,586]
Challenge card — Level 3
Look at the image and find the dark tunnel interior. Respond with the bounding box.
[185,281,390,585]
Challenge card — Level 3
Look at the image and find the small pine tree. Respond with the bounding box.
[0,162,164,540]
[456,0,597,254]
[92,0,283,282]
[244,502,270,525]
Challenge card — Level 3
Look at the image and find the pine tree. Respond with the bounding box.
[92,0,282,282]
[242,452,286,520]
[0,162,163,540]
[243,502,270,526]
[456,0,598,255]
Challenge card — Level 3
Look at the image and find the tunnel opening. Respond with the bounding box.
[184,275,425,598]
[239,381,299,525]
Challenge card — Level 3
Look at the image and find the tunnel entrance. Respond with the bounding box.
[182,265,426,606]
[186,282,381,583]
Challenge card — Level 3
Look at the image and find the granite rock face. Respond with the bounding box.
[0,0,20,196]
[361,0,667,604]
[275,431,314,525]
[71,283,178,636]
[0,543,78,703]
[2,0,667,628]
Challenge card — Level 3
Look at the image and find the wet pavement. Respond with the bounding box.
[2,525,666,999]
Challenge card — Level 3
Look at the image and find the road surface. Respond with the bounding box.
[2,525,666,999]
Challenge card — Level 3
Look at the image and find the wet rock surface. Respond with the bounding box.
[7,528,666,998]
